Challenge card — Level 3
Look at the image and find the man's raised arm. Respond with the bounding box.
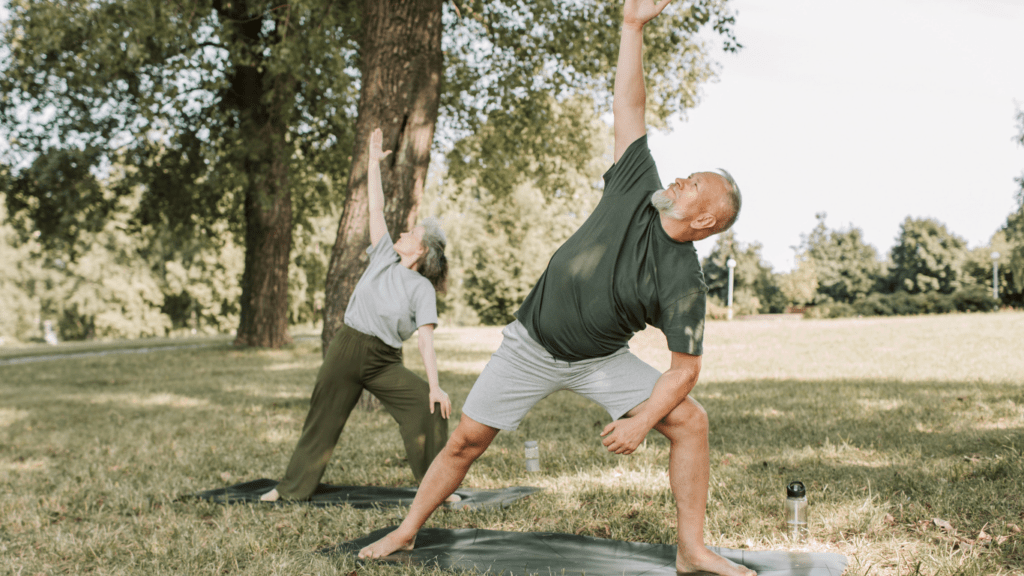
[613,0,672,163]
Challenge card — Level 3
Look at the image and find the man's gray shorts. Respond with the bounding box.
[462,320,662,431]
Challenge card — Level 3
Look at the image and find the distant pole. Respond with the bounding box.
[727,257,737,321]
[992,251,1000,301]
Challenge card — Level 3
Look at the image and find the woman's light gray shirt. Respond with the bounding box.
[343,233,438,349]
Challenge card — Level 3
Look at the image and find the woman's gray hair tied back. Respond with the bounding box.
[416,217,449,293]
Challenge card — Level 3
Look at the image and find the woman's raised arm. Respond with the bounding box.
[367,128,392,247]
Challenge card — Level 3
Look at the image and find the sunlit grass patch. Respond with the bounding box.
[0,312,1021,575]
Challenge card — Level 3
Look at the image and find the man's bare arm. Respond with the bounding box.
[613,0,672,163]
[600,350,700,454]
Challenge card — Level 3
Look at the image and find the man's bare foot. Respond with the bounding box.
[358,529,416,559]
[260,488,280,502]
[677,547,756,576]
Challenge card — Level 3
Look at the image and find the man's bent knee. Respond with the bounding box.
[659,397,708,436]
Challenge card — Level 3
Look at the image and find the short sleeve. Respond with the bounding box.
[367,233,397,261]
[658,290,706,356]
[361,232,400,279]
[602,135,662,197]
[412,282,439,329]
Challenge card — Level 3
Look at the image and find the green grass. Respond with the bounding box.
[1,312,1022,575]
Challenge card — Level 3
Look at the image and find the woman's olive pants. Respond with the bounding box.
[275,324,448,499]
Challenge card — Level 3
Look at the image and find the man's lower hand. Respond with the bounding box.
[600,417,650,455]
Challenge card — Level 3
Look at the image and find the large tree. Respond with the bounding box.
[1,0,738,350]
[1,0,360,348]
[321,0,740,350]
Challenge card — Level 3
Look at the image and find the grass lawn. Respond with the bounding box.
[1,312,1022,575]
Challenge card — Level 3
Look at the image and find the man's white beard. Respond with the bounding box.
[650,189,680,219]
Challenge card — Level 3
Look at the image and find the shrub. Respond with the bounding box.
[952,285,999,312]
[848,287,999,318]
[854,293,893,316]
[803,301,857,319]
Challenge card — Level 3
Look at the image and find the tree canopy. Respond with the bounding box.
[888,216,968,294]
[1,0,740,348]
[1001,107,1024,303]
[797,212,882,304]
[702,230,784,315]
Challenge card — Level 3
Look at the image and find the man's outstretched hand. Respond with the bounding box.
[623,0,672,30]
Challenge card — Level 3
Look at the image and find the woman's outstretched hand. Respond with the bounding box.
[429,387,452,419]
[368,128,392,163]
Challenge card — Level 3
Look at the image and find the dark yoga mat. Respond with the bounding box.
[192,478,540,511]
[327,527,848,576]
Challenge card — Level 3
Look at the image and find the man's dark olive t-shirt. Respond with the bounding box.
[515,135,707,362]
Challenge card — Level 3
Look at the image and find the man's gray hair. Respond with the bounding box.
[714,168,742,232]
[416,217,448,292]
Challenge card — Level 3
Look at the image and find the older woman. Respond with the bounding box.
[262,128,451,501]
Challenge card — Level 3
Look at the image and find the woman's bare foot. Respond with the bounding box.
[259,488,280,502]
[358,528,416,559]
[677,547,756,576]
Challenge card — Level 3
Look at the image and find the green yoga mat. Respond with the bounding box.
[328,527,848,576]
[191,478,540,510]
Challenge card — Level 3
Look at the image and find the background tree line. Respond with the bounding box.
[3,103,1022,343]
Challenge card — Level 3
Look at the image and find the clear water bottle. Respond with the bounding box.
[524,440,540,472]
[785,481,808,540]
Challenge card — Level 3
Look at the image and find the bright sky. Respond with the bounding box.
[647,0,1024,272]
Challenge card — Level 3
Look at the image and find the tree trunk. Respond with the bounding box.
[233,145,295,348]
[230,64,297,348]
[322,0,444,357]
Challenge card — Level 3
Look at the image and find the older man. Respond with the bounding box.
[361,0,749,574]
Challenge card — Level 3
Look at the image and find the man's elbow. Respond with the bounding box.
[665,366,700,394]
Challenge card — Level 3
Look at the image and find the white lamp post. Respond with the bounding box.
[991,251,1000,301]
[726,257,736,320]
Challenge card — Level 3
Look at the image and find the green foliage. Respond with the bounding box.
[796,213,882,304]
[4,147,113,258]
[0,0,737,245]
[702,230,785,314]
[0,196,50,343]
[439,0,737,139]
[1,0,360,346]
[887,216,968,294]
[428,96,609,326]
[804,287,999,319]
[152,226,245,334]
[0,175,334,342]
[460,184,601,325]
[0,0,360,243]
[999,107,1024,304]
[287,214,336,326]
[776,253,818,307]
